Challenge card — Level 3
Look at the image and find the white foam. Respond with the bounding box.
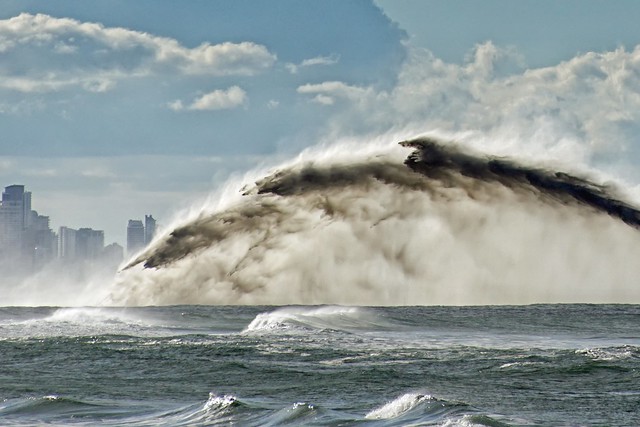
[499,361,541,369]
[42,307,156,329]
[576,346,636,361]
[108,137,640,307]
[203,393,237,411]
[365,392,431,420]
[243,306,362,333]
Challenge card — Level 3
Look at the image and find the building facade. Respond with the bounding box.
[0,185,56,271]
[127,215,157,255]
[1,183,125,277]
[144,214,156,245]
[127,219,145,255]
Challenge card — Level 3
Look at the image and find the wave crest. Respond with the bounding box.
[242,305,375,334]
[365,393,434,420]
[108,137,640,306]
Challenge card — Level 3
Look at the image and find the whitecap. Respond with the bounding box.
[576,346,637,361]
[365,392,432,420]
[203,393,238,412]
[242,305,366,334]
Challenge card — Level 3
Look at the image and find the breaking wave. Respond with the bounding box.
[0,391,497,426]
[365,393,434,420]
[107,137,640,306]
[242,305,388,334]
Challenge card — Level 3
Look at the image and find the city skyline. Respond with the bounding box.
[0,181,155,246]
[0,183,157,276]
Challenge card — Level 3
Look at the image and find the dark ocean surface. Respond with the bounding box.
[0,304,638,426]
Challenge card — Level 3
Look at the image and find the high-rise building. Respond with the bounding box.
[28,213,57,266]
[59,226,105,261]
[58,226,77,260]
[0,185,56,270]
[76,228,105,259]
[1,183,122,276]
[127,219,145,255]
[127,215,157,256]
[0,185,28,254]
[144,214,156,245]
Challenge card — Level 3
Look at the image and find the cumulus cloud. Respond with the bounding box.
[0,13,276,93]
[169,86,247,111]
[296,42,640,174]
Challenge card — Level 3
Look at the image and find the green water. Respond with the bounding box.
[0,305,638,426]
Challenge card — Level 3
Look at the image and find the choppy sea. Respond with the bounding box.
[0,304,638,426]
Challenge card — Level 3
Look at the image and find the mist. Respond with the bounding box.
[106,137,640,306]
[2,259,117,307]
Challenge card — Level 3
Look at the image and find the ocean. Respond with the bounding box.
[1,304,638,426]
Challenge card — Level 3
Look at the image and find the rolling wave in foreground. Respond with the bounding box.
[1,304,638,426]
[108,137,640,306]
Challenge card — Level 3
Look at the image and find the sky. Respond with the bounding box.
[1,0,640,245]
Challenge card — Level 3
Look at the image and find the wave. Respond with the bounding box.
[108,137,640,306]
[365,392,434,419]
[576,345,639,362]
[0,395,102,418]
[158,392,504,426]
[365,392,508,426]
[0,307,178,339]
[0,391,512,426]
[0,393,248,426]
[45,307,144,325]
[242,305,387,334]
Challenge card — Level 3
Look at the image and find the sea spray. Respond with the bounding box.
[108,137,640,306]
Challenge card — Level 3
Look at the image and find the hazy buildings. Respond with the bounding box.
[103,243,124,266]
[126,215,157,255]
[127,220,145,255]
[0,185,30,257]
[58,226,77,260]
[76,228,105,259]
[0,185,57,271]
[144,215,156,245]
[59,226,106,262]
[28,212,57,268]
[1,183,124,276]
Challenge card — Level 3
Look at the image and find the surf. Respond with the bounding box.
[107,137,640,306]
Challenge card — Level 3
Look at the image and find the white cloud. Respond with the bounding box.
[311,94,335,105]
[170,86,247,111]
[297,81,371,105]
[285,63,298,74]
[167,100,185,112]
[0,13,276,93]
[296,42,640,175]
[286,54,340,74]
[173,42,276,76]
[300,54,340,67]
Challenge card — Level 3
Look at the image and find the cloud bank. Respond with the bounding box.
[297,42,640,180]
[0,13,276,93]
